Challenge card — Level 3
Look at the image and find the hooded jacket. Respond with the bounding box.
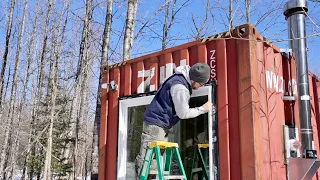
[143,65,206,129]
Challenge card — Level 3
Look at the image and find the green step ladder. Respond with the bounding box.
[189,144,209,180]
[139,141,187,180]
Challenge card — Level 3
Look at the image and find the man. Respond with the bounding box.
[135,62,213,177]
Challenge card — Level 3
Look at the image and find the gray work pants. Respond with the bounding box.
[135,122,179,178]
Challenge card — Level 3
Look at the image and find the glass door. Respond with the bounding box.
[117,85,217,180]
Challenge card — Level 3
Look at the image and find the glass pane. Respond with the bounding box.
[177,95,209,179]
[124,95,217,179]
[126,105,148,179]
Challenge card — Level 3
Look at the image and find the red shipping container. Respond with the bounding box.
[99,24,320,180]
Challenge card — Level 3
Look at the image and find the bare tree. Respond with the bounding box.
[245,0,251,23]
[42,0,72,179]
[0,0,18,178]
[43,39,57,180]
[38,0,53,99]
[55,0,71,86]
[123,0,139,61]
[28,1,52,179]
[162,0,191,49]
[91,0,114,178]
[69,0,93,179]
[0,0,16,110]
[133,0,173,41]
[77,44,90,177]
[191,0,210,40]
[229,0,233,29]
[6,0,29,178]
[20,5,40,179]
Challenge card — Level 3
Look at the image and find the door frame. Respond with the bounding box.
[117,85,214,180]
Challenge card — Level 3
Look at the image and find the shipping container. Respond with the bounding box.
[98,24,320,180]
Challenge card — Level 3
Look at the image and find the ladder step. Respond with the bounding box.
[191,167,202,173]
[149,170,170,175]
[164,175,185,179]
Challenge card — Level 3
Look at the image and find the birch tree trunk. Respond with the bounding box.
[123,0,138,61]
[56,0,70,86]
[91,0,113,178]
[229,0,233,29]
[0,0,16,109]
[70,0,92,179]
[83,81,90,180]
[245,0,251,23]
[191,0,209,40]
[7,1,29,178]
[29,1,52,179]
[162,0,189,49]
[76,35,90,178]
[39,0,52,99]
[43,49,57,180]
[0,0,20,178]
[162,0,176,49]
[2,66,11,107]
[43,0,70,178]
[21,5,39,179]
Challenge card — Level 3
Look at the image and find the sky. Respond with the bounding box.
[0,0,319,90]
[1,0,319,64]
[100,0,320,74]
[125,0,320,73]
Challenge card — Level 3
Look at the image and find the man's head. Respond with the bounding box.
[189,62,210,90]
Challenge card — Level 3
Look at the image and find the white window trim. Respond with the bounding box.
[117,86,214,180]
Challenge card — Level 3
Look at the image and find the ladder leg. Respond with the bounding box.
[155,146,164,180]
[189,147,197,180]
[198,148,209,180]
[164,148,173,174]
[174,147,187,180]
[139,147,154,180]
[202,148,209,180]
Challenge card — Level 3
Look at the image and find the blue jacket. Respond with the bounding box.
[143,74,192,129]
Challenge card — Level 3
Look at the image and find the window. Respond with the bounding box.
[117,86,217,180]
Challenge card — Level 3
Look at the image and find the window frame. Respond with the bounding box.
[117,85,214,180]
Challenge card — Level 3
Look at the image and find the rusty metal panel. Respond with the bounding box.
[272,51,287,179]
[214,40,231,180]
[282,55,295,126]
[98,69,109,180]
[309,74,320,180]
[263,45,276,180]
[149,57,159,91]
[226,39,241,180]
[265,47,286,179]
[120,64,131,96]
[197,44,207,64]
[189,45,198,65]
[106,67,120,180]
[236,25,261,180]
[257,39,272,180]
[312,77,320,154]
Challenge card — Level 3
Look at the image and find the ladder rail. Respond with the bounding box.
[189,144,209,180]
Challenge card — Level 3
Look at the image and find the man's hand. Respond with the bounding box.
[201,101,214,113]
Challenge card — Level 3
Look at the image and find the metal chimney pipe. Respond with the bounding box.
[284,0,316,158]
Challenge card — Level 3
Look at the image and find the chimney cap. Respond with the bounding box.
[284,0,308,17]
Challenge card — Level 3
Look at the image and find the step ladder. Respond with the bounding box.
[139,141,187,180]
[189,144,209,180]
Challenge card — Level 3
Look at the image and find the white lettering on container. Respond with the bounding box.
[210,50,216,80]
[265,70,296,95]
[137,59,187,93]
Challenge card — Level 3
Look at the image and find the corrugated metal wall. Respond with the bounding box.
[99,24,320,180]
